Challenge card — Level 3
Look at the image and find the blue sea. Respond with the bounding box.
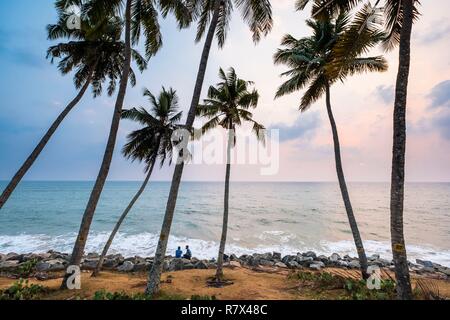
[1,181,449,266]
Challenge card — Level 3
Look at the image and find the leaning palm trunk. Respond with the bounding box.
[390,0,414,300]
[61,0,133,289]
[145,0,221,296]
[92,161,155,277]
[0,69,94,210]
[325,84,369,279]
[215,128,233,281]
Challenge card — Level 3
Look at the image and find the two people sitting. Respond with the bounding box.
[175,245,192,260]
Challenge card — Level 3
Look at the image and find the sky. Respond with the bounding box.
[0,0,449,182]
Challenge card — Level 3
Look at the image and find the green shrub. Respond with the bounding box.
[93,289,186,301]
[0,279,47,300]
[16,259,38,277]
[343,278,396,300]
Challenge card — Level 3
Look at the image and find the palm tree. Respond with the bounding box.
[196,67,264,282]
[297,0,421,300]
[58,0,164,289]
[146,0,273,296]
[0,13,146,210]
[92,87,182,277]
[274,11,388,280]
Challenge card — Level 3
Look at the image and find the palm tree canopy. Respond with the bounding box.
[54,0,183,59]
[121,87,183,171]
[197,67,265,146]
[296,0,421,51]
[47,13,147,97]
[274,12,388,111]
[187,0,273,47]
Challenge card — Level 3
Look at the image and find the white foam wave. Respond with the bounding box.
[1,233,449,267]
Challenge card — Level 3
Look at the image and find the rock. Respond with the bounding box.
[309,263,323,271]
[416,266,435,274]
[416,259,434,268]
[330,253,341,262]
[162,260,170,272]
[117,261,134,272]
[0,260,20,270]
[168,258,187,271]
[36,259,66,272]
[184,263,195,270]
[86,252,99,259]
[343,255,352,262]
[304,251,317,259]
[338,260,349,268]
[133,263,149,272]
[82,259,99,270]
[259,259,274,266]
[230,254,238,261]
[102,259,119,270]
[208,262,217,269]
[369,254,380,261]
[287,261,300,269]
[6,253,24,263]
[274,262,287,268]
[317,255,329,263]
[246,256,259,267]
[229,261,241,268]
[296,255,313,266]
[348,260,361,269]
[223,254,230,262]
[282,255,295,264]
[194,261,209,270]
[0,253,6,262]
[272,252,282,261]
[23,253,43,262]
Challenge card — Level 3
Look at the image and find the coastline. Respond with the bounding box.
[1,250,449,280]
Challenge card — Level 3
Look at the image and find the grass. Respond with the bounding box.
[92,289,217,301]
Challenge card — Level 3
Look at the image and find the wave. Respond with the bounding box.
[1,232,449,267]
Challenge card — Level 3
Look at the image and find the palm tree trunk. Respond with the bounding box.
[390,0,414,300]
[0,70,94,210]
[325,84,369,279]
[61,0,133,289]
[215,128,233,281]
[145,0,221,296]
[91,160,155,277]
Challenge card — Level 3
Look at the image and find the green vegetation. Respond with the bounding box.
[16,259,38,278]
[0,279,48,300]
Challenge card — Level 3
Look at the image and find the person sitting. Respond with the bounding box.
[175,246,182,259]
[183,245,192,260]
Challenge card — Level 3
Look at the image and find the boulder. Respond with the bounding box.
[162,260,170,272]
[168,258,185,271]
[0,253,6,262]
[184,263,195,270]
[102,259,119,270]
[259,259,274,266]
[309,263,323,271]
[369,254,380,261]
[282,255,295,264]
[303,251,317,259]
[82,259,99,270]
[317,255,329,263]
[296,255,313,266]
[416,259,434,268]
[330,253,341,262]
[6,253,24,263]
[274,262,287,268]
[117,261,134,272]
[194,261,209,270]
[0,260,20,270]
[229,254,239,261]
[36,259,66,272]
[348,260,361,269]
[229,261,241,268]
[133,263,149,272]
[272,252,282,261]
[287,261,300,269]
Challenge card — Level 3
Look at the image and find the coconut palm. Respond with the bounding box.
[146,0,273,296]
[57,0,165,289]
[197,67,264,282]
[92,87,182,277]
[0,13,147,210]
[274,12,388,279]
[297,0,421,300]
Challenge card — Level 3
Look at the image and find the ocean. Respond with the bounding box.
[1,181,449,267]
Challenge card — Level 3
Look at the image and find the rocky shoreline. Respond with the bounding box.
[1,250,449,280]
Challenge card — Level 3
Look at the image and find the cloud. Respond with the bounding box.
[270,112,321,142]
[428,80,450,108]
[375,85,394,104]
[418,22,450,44]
